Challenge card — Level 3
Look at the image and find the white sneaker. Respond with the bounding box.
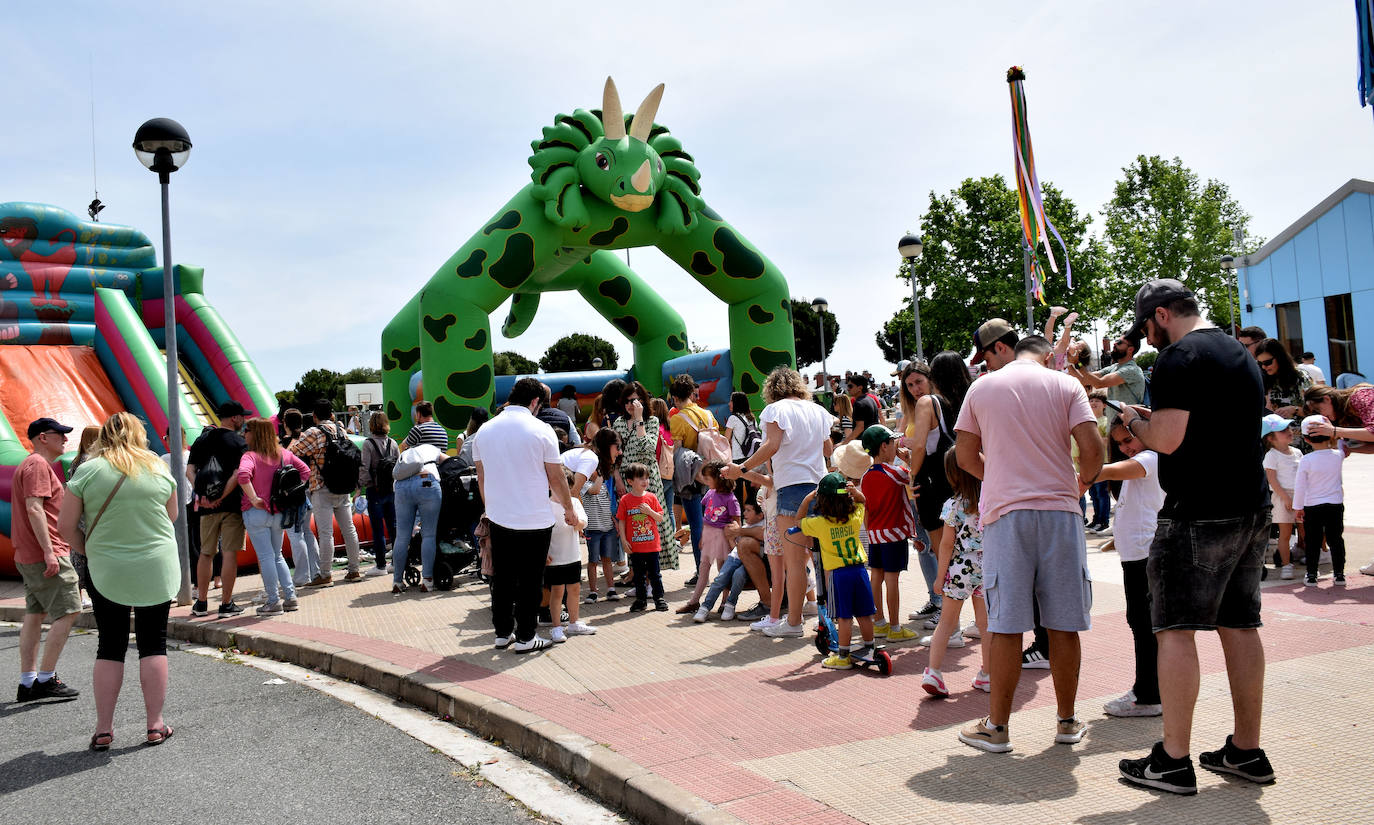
[750,616,780,632]
[802,600,818,617]
[365,566,387,578]
[1361,560,1374,575]
[1280,564,1294,580]
[963,623,981,639]
[693,608,709,623]
[1103,690,1163,718]
[720,604,736,621]
[81,596,92,610]
[1320,550,1332,565]
[549,626,567,644]
[921,667,949,697]
[511,636,552,653]
[386,563,394,574]
[972,671,991,692]
[565,621,596,636]
[762,621,804,638]
[918,629,965,648]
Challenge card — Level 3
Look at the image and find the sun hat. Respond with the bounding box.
[832,441,874,480]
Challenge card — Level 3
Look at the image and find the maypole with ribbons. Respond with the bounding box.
[1007,66,1071,330]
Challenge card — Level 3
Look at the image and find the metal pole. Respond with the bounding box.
[817,313,828,397]
[1227,271,1236,336]
[1022,245,1034,332]
[160,176,191,605]
[908,256,923,360]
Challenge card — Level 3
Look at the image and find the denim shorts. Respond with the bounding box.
[1147,509,1269,632]
[981,509,1091,634]
[866,540,909,572]
[585,529,623,563]
[775,483,816,517]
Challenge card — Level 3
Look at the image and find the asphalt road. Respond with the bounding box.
[0,626,542,825]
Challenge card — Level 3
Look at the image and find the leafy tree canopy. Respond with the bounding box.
[539,334,618,373]
[494,350,540,376]
[792,298,838,369]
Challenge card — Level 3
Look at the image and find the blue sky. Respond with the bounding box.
[6,1,1372,392]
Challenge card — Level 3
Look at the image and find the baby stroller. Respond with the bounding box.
[400,457,484,590]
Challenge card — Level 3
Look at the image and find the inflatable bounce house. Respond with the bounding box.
[383,78,796,442]
[0,202,367,575]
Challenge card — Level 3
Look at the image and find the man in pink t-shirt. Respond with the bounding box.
[952,324,1102,754]
[14,417,82,702]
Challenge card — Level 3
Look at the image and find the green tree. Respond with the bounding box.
[293,368,344,410]
[539,334,618,372]
[493,350,540,376]
[275,389,296,408]
[880,175,1108,359]
[792,299,838,369]
[1101,155,1260,332]
[341,366,382,385]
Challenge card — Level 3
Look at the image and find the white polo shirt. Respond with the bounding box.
[473,405,561,530]
[1115,450,1164,563]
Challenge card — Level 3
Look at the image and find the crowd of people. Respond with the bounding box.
[14,277,1370,794]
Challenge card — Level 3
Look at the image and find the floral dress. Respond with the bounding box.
[613,414,680,569]
[1267,370,1313,413]
[939,496,984,601]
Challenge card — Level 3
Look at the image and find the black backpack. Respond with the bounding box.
[319,423,363,495]
[193,453,226,500]
[736,415,763,458]
[270,458,308,525]
[365,438,397,493]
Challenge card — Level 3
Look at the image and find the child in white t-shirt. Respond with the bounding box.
[1260,414,1302,579]
[547,471,592,642]
[1295,415,1348,587]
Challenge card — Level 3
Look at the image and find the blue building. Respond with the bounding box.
[1240,178,1373,383]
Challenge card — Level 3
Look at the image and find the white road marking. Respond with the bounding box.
[179,642,626,825]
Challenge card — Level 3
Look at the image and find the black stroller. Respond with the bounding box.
[400,458,484,590]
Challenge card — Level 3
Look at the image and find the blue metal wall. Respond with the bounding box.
[1241,190,1374,382]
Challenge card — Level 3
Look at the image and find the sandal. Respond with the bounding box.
[89,732,113,752]
[145,723,174,746]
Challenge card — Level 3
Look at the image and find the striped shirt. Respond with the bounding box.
[861,462,915,544]
[404,420,450,451]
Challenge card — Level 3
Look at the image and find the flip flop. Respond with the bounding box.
[145,723,174,746]
[89,732,113,752]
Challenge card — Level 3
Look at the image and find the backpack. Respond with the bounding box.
[682,406,730,464]
[364,437,397,494]
[655,428,676,480]
[319,422,363,495]
[732,413,763,459]
[269,458,308,526]
[193,453,226,500]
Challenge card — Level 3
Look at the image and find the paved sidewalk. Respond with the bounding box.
[4,530,1372,824]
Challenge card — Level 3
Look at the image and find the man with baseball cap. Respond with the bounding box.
[969,318,1018,370]
[1115,278,1272,794]
[951,332,1101,753]
[14,417,81,702]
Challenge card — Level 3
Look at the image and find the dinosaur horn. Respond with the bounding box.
[629,83,664,141]
[602,77,626,140]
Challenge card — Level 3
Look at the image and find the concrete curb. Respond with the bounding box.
[0,606,746,825]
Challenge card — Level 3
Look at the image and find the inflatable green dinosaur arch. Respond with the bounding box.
[382,78,795,441]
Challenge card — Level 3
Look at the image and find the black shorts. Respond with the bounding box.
[543,561,582,587]
[1147,508,1270,632]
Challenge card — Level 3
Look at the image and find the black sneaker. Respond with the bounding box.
[28,674,80,702]
[16,682,34,702]
[218,601,245,617]
[604,589,621,601]
[909,599,938,621]
[684,574,698,587]
[1120,742,1197,795]
[190,600,209,617]
[1021,646,1051,670]
[628,600,648,612]
[654,598,670,612]
[1199,735,1275,784]
[737,603,769,622]
[538,607,554,627]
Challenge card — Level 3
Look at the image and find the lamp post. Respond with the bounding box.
[1220,254,1237,337]
[898,233,924,360]
[811,297,830,393]
[592,357,603,369]
[134,117,193,605]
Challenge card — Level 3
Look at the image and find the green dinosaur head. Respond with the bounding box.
[574,80,666,213]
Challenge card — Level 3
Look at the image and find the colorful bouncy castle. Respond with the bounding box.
[0,202,294,575]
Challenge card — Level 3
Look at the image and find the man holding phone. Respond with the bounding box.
[1070,333,1146,415]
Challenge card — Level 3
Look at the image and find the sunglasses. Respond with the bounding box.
[1256,357,1275,367]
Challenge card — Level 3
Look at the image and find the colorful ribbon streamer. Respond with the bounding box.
[1007,66,1072,302]
[1357,0,1374,115]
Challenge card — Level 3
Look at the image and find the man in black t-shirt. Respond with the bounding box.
[187,401,249,618]
[1116,280,1273,795]
[844,375,880,444]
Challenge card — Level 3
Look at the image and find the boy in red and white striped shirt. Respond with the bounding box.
[859,425,918,642]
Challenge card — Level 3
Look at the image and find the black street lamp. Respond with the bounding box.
[811,297,829,391]
[898,233,924,359]
[133,117,193,604]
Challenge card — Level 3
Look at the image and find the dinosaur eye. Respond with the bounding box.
[595,152,610,170]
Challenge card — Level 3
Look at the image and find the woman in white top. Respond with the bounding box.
[390,443,445,593]
[724,367,832,636]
